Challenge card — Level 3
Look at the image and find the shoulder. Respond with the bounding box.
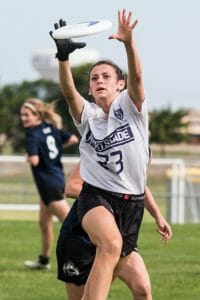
[83,101,99,116]
[38,123,58,136]
[26,123,49,141]
[116,90,148,116]
[26,126,38,138]
[74,100,100,126]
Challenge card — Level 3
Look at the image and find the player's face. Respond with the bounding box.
[20,107,41,128]
[89,64,124,112]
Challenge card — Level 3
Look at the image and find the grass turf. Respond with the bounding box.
[0,220,200,299]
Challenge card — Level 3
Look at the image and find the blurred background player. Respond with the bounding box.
[20,98,79,270]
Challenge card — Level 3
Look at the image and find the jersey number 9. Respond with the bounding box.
[46,135,59,159]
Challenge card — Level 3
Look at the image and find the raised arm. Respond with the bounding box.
[50,20,86,123]
[58,60,85,123]
[109,9,145,111]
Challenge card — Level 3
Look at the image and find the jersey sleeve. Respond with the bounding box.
[117,90,149,144]
[116,90,149,135]
[59,129,72,144]
[71,100,96,136]
[118,90,148,118]
[25,131,39,156]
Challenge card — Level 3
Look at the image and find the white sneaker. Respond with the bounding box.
[24,256,50,270]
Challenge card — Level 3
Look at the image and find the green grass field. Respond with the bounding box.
[0,162,199,299]
[0,220,200,300]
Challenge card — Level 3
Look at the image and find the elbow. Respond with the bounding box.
[31,160,39,167]
[69,135,79,146]
[71,135,79,145]
[64,183,70,197]
[28,156,39,167]
[65,184,79,199]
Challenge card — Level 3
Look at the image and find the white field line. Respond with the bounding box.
[0,204,39,211]
[0,155,80,163]
[0,155,80,212]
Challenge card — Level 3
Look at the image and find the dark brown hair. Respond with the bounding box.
[89,60,125,81]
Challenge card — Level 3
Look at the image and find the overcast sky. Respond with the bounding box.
[1,0,200,110]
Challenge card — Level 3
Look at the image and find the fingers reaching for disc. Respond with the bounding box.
[54,23,59,30]
[74,42,86,49]
[109,9,138,42]
[59,19,67,27]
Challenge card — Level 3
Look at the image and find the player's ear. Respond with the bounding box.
[117,79,125,92]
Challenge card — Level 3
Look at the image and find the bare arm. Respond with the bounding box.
[125,39,145,111]
[62,134,79,149]
[26,155,39,167]
[59,61,85,123]
[109,9,145,111]
[65,162,83,198]
[50,20,86,123]
[145,186,172,242]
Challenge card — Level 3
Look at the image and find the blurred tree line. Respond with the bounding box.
[0,63,190,155]
[149,108,190,156]
[0,63,94,155]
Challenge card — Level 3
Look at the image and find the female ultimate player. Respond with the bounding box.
[56,163,172,300]
[50,8,157,299]
[20,98,79,270]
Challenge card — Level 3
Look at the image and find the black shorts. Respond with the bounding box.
[56,200,96,285]
[78,182,145,257]
[57,185,144,286]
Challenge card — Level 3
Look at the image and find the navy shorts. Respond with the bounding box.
[36,184,64,206]
[33,171,65,206]
[78,182,145,257]
[56,200,96,285]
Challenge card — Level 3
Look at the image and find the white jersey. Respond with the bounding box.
[73,90,149,194]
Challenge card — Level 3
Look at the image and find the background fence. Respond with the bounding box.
[0,155,200,224]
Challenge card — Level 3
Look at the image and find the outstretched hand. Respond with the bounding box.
[109,9,138,44]
[49,19,86,61]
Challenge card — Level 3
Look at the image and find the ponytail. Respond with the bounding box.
[22,98,62,129]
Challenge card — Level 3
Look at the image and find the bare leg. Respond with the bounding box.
[66,283,85,300]
[116,252,152,300]
[39,200,54,257]
[39,199,70,257]
[49,199,70,222]
[81,206,122,300]
[64,251,152,300]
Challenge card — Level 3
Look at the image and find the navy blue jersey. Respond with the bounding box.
[25,122,72,203]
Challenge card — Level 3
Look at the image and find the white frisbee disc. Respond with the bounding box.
[52,20,112,39]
